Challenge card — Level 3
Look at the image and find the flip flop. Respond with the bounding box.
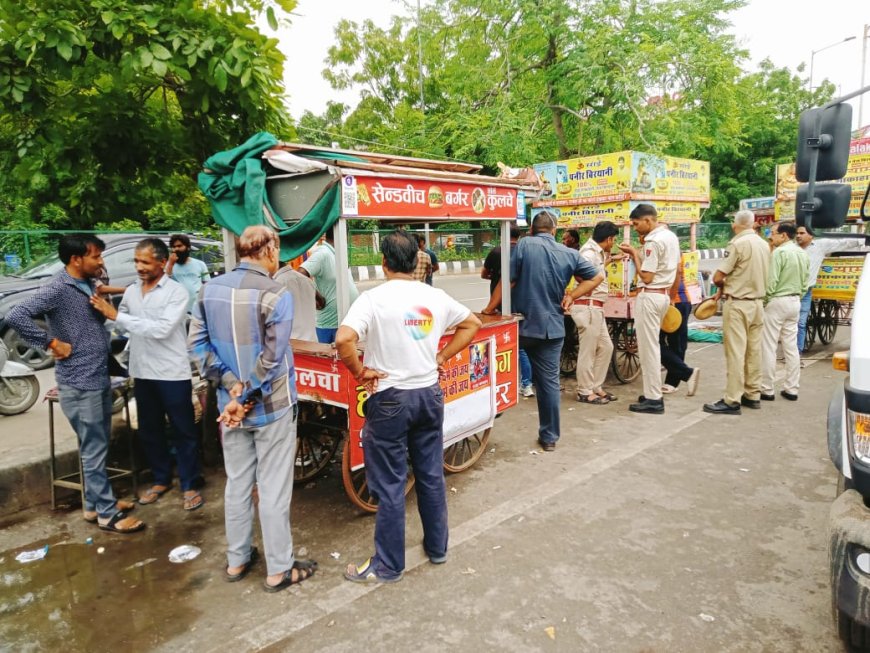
[183,491,204,512]
[263,559,318,592]
[83,499,136,523]
[225,547,260,583]
[98,510,145,534]
[138,485,171,505]
[343,558,402,584]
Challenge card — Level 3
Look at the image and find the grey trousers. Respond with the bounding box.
[222,406,297,576]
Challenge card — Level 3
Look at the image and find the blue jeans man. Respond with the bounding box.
[519,336,563,447]
[797,289,813,352]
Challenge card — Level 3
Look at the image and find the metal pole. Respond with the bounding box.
[861,24,869,127]
[222,228,237,270]
[499,221,511,315]
[334,218,351,323]
[809,52,815,93]
[417,0,425,113]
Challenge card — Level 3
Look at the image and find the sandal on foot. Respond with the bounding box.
[84,499,136,523]
[98,510,145,534]
[577,393,609,405]
[263,560,317,592]
[183,491,204,512]
[225,547,259,582]
[343,558,402,584]
[138,485,171,505]
[598,391,618,402]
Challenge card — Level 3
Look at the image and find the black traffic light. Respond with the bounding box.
[796,104,852,182]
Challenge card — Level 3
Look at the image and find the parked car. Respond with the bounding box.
[0,234,222,369]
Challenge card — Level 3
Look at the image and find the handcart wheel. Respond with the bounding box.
[341,438,414,513]
[817,299,839,345]
[609,320,641,384]
[560,315,579,376]
[293,422,343,484]
[443,428,491,473]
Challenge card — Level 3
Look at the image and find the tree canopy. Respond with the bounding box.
[304,0,833,221]
[0,0,296,230]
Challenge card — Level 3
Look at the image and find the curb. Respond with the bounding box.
[352,259,483,281]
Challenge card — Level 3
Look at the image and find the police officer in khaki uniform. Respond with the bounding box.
[702,209,771,414]
[618,204,680,414]
[572,221,619,404]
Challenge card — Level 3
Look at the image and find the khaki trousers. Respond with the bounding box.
[570,305,613,395]
[635,292,670,400]
[761,295,801,396]
[722,298,764,405]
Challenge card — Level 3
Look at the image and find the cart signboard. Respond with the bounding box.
[340,175,522,221]
[531,199,703,227]
[813,255,868,301]
[533,151,709,207]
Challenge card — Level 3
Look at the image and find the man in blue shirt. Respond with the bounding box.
[188,225,316,592]
[483,212,603,451]
[6,235,144,534]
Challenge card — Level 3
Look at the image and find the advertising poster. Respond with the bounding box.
[532,200,702,227]
[440,337,497,447]
[681,251,703,304]
[841,137,870,219]
[534,162,560,201]
[607,258,636,297]
[662,156,711,201]
[341,175,519,220]
[630,152,667,195]
[813,255,868,301]
[775,162,798,220]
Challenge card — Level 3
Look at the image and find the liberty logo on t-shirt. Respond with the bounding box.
[403,306,434,340]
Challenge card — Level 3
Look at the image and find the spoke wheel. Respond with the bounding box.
[341,438,414,513]
[610,320,641,384]
[817,299,839,345]
[294,403,343,484]
[803,301,817,352]
[443,428,491,473]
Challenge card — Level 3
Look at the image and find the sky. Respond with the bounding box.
[276,0,869,128]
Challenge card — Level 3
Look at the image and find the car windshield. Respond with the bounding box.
[18,254,63,279]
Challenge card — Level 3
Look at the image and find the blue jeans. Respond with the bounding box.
[316,327,337,344]
[519,348,533,388]
[363,384,447,579]
[58,383,117,519]
[797,289,813,351]
[134,378,202,491]
[519,336,563,445]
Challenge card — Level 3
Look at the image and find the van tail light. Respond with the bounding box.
[850,410,870,463]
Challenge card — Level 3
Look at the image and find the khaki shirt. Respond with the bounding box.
[578,238,609,300]
[639,225,680,289]
[718,229,770,299]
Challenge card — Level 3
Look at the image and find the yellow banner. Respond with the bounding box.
[812,255,867,301]
[533,200,701,227]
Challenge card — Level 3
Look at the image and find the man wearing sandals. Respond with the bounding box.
[5,235,145,534]
[573,221,619,406]
[189,226,316,591]
[336,230,482,583]
[90,238,203,512]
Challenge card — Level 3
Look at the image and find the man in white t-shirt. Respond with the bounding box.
[274,263,324,342]
[335,230,481,584]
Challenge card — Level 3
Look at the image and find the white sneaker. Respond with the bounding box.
[687,368,701,397]
[521,385,535,397]
[661,384,677,394]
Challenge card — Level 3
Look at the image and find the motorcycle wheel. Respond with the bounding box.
[0,376,40,416]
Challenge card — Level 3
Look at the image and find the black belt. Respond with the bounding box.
[724,296,763,301]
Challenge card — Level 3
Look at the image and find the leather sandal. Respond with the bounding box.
[225,547,260,582]
[263,559,318,592]
[83,499,136,523]
[98,510,145,534]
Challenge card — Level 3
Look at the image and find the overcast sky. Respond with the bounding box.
[276,0,868,127]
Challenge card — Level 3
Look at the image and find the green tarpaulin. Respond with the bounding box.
[197,132,342,261]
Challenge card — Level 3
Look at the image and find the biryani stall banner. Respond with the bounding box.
[340,175,523,220]
[531,199,703,227]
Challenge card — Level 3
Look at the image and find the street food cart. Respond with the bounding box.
[200,137,537,512]
[532,151,709,382]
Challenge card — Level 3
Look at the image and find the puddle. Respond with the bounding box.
[0,530,205,651]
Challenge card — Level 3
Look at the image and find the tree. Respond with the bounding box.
[0,0,296,229]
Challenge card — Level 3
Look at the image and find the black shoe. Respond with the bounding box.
[760,393,775,401]
[740,395,761,409]
[629,398,664,414]
[703,399,741,415]
[537,439,555,452]
[780,390,798,401]
[637,395,646,402]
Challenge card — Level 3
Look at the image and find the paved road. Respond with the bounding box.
[0,270,847,652]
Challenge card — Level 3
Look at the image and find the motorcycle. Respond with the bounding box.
[0,338,40,416]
